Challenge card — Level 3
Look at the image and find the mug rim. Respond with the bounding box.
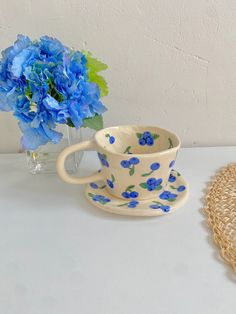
[94,125,181,157]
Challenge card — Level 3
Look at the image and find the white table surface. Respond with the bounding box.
[0,147,235,314]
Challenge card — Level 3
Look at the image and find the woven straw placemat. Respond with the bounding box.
[203,164,236,272]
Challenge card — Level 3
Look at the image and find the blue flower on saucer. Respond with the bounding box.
[89,193,111,205]
[149,203,170,212]
[159,191,177,201]
[168,174,176,182]
[140,177,163,191]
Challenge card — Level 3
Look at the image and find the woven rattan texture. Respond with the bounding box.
[204,164,236,272]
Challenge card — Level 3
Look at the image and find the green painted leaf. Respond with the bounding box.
[152,134,159,140]
[111,174,115,182]
[88,193,94,197]
[141,170,153,177]
[118,202,130,207]
[168,138,174,149]
[155,185,163,191]
[136,133,142,139]
[153,201,163,205]
[129,166,135,176]
[83,115,103,131]
[168,198,176,202]
[170,185,176,190]
[123,146,132,154]
[105,133,110,137]
[126,185,135,192]
[140,182,147,189]
[99,200,106,205]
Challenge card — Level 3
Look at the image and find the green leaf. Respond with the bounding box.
[111,174,115,182]
[136,133,142,139]
[168,198,176,202]
[140,182,147,189]
[83,115,103,131]
[88,193,94,197]
[67,118,75,128]
[155,185,163,191]
[170,185,176,190]
[141,170,153,177]
[83,51,108,72]
[118,202,130,207]
[168,138,174,149]
[99,200,106,205]
[123,146,132,154]
[105,133,110,137]
[83,51,108,97]
[88,72,108,97]
[25,81,32,100]
[129,166,135,176]
[126,185,135,192]
[100,185,106,189]
[152,134,159,140]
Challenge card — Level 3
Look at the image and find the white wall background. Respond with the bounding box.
[0,0,236,152]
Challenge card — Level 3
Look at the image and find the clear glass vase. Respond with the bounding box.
[26,125,83,174]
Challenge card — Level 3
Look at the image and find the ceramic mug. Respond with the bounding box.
[57,125,180,200]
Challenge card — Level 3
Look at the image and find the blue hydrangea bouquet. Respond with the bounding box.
[0,35,108,150]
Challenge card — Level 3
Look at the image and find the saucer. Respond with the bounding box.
[85,169,189,216]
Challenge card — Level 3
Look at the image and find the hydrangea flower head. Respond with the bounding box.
[0,35,108,150]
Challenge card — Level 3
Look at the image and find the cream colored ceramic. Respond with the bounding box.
[57,125,182,201]
[85,169,188,216]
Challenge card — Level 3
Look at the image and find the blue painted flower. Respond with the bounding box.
[168,174,176,182]
[92,194,110,204]
[90,182,98,189]
[129,191,139,198]
[145,177,163,191]
[169,160,175,168]
[159,191,177,200]
[122,184,139,199]
[177,185,186,192]
[0,35,108,150]
[139,138,146,146]
[98,153,109,167]
[149,204,170,212]
[121,160,130,168]
[122,191,130,199]
[109,136,115,144]
[137,131,158,147]
[129,157,140,165]
[150,162,160,171]
[146,137,154,146]
[143,131,152,139]
[128,201,139,208]
[106,179,114,188]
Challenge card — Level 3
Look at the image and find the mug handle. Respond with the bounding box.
[56,139,103,184]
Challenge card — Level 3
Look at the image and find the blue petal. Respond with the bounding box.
[41,123,63,143]
[43,95,63,110]
[19,122,48,150]
[11,46,39,78]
